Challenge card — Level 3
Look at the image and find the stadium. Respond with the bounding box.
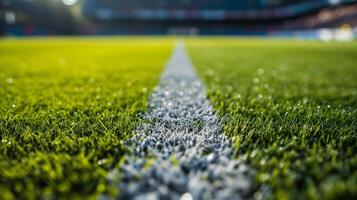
[0,0,356,199]
[82,0,357,35]
[1,0,357,36]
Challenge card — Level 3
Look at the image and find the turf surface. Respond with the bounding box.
[0,38,172,199]
[187,38,357,200]
[1,37,356,199]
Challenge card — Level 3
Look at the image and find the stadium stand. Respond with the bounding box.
[0,0,76,35]
[82,0,357,35]
[1,0,356,35]
[83,0,355,20]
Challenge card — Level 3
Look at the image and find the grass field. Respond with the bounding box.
[0,37,356,199]
[0,38,172,199]
[187,38,357,199]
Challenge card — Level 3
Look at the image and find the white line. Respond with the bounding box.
[107,42,262,200]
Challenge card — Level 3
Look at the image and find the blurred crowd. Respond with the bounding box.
[0,0,356,35]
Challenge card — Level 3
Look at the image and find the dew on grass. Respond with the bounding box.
[253,86,260,92]
[98,159,108,166]
[260,159,266,166]
[6,78,13,84]
[74,87,81,92]
[11,104,15,108]
[279,162,285,169]
[89,78,95,83]
[303,98,308,104]
[250,150,257,158]
[259,173,270,182]
[206,69,214,76]
[180,193,193,200]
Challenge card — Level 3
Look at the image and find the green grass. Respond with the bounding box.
[0,37,172,199]
[1,37,356,200]
[187,38,357,200]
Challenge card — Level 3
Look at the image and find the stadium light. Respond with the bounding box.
[5,11,16,25]
[328,0,340,5]
[62,0,77,6]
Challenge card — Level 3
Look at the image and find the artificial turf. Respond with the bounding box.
[0,38,172,199]
[1,37,356,200]
[187,38,357,200]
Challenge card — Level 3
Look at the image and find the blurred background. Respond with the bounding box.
[1,0,356,40]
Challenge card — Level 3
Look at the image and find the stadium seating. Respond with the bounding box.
[83,0,356,20]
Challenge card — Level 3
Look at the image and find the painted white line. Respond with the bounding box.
[108,42,262,200]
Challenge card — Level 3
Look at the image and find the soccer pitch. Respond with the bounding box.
[0,38,173,199]
[187,38,357,199]
[0,37,356,199]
